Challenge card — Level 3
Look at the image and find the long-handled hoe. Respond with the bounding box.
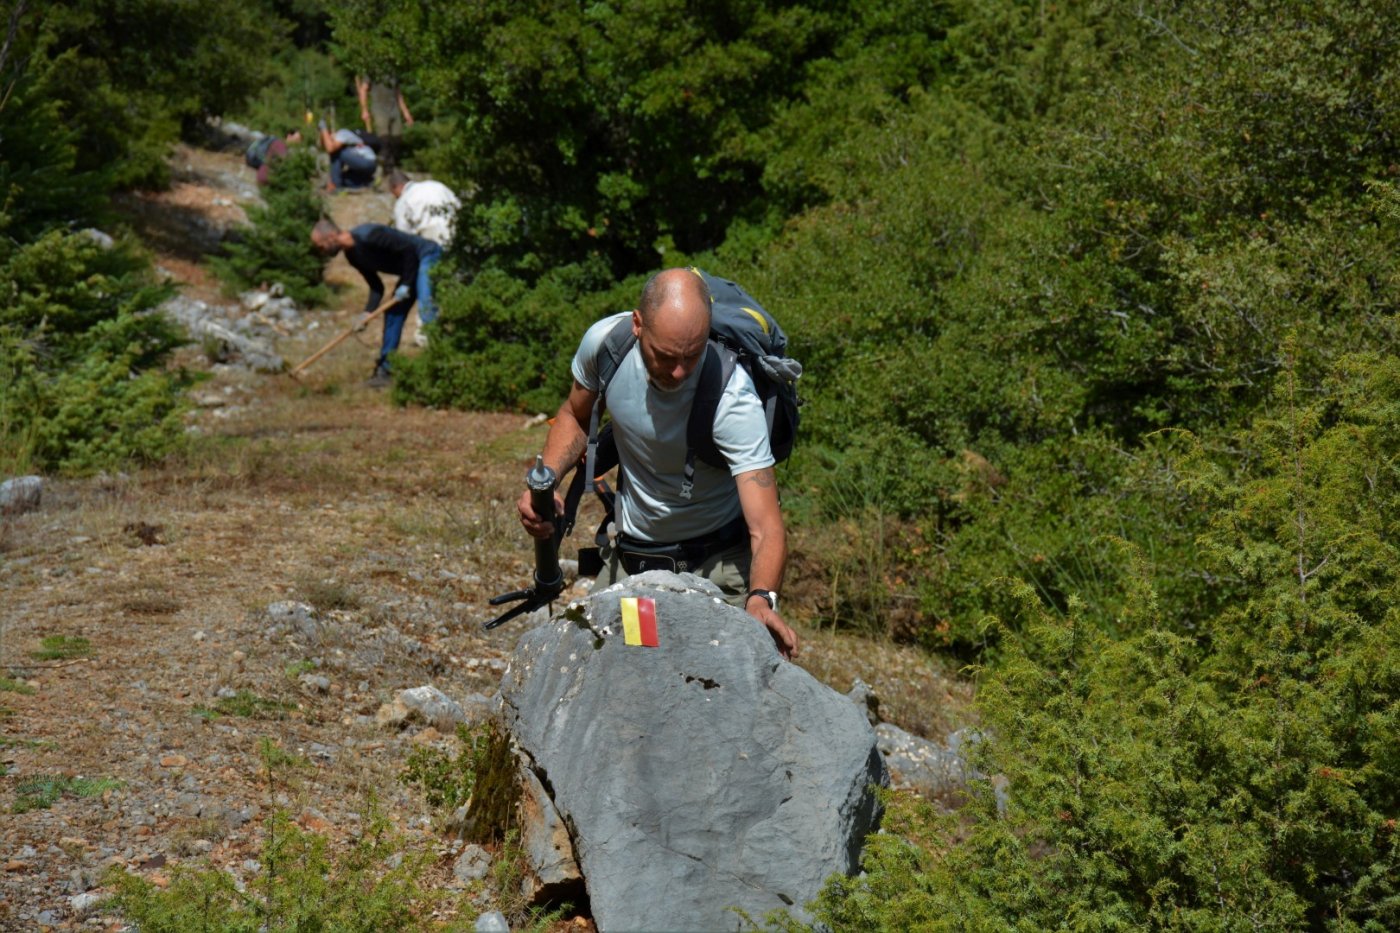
[287,295,397,379]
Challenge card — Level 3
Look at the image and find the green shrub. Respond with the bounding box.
[196,690,295,721]
[400,720,518,845]
[392,262,634,413]
[0,230,189,474]
[106,801,466,932]
[809,351,1400,929]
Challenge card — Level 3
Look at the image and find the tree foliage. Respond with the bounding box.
[0,231,188,474]
[809,351,1400,929]
[331,0,948,278]
[210,148,329,306]
[7,1,298,190]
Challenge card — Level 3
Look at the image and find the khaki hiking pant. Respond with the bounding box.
[590,540,751,608]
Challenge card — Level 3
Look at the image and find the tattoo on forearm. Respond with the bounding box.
[561,435,585,468]
[744,469,775,489]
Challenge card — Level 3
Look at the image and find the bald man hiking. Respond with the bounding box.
[517,268,799,659]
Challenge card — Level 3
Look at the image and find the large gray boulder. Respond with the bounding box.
[501,571,886,931]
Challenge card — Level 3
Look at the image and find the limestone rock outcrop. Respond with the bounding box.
[501,571,886,931]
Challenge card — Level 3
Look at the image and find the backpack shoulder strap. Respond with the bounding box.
[681,341,735,498]
[561,316,635,538]
[583,316,636,491]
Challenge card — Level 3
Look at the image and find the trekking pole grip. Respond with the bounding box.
[527,456,563,594]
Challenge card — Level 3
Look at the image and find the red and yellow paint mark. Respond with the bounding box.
[620,597,659,647]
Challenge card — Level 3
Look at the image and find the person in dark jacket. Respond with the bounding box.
[310,219,442,385]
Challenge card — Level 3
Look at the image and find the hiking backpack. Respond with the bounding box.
[561,268,802,545]
[244,135,278,169]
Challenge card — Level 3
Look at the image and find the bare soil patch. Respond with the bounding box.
[0,145,970,930]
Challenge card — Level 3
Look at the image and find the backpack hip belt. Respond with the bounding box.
[615,514,748,575]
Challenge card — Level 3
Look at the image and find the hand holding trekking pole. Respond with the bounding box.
[486,456,565,630]
[288,295,395,378]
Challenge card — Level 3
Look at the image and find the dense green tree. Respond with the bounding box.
[332,0,950,278]
[6,0,298,190]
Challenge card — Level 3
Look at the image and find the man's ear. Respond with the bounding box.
[631,309,643,339]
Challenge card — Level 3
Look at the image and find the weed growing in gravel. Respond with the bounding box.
[13,774,123,813]
[285,658,318,678]
[295,575,362,612]
[194,689,295,720]
[120,593,182,616]
[30,635,92,660]
[106,799,471,931]
[400,722,486,815]
[257,737,310,781]
[481,829,572,932]
[0,736,43,750]
[0,676,35,694]
[399,720,521,846]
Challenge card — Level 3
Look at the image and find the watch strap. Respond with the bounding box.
[746,588,777,611]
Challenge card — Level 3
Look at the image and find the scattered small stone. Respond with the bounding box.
[846,677,882,727]
[475,910,510,933]
[298,673,331,694]
[263,601,322,642]
[69,891,105,916]
[0,475,42,515]
[453,844,492,883]
[376,685,467,732]
[160,754,189,768]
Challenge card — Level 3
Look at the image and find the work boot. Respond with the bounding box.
[367,365,391,388]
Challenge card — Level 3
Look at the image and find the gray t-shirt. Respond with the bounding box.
[572,312,774,542]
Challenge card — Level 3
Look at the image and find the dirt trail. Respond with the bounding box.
[0,145,966,930]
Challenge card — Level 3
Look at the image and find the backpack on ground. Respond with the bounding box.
[244,135,278,169]
[560,268,802,556]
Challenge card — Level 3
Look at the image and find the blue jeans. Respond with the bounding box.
[377,245,442,370]
[331,146,377,188]
[415,245,443,325]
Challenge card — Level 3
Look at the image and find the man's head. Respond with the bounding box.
[311,218,346,256]
[385,168,409,198]
[285,129,303,146]
[632,269,712,391]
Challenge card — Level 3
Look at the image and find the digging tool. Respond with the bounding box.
[485,456,565,630]
[288,295,396,378]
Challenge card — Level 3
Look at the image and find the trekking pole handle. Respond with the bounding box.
[527,456,563,594]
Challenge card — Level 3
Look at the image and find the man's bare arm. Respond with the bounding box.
[518,380,596,539]
[736,466,798,658]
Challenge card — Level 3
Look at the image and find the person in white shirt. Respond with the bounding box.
[386,170,461,345]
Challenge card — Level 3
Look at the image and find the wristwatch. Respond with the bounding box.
[746,589,779,612]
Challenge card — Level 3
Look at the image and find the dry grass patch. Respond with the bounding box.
[795,625,975,742]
